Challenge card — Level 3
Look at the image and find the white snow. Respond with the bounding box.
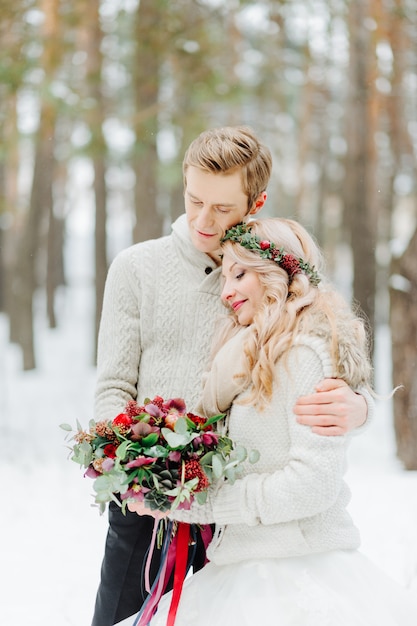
[1,232,417,625]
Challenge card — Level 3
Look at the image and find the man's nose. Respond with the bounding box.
[196,205,213,228]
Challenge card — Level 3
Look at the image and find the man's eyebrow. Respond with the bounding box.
[186,190,237,207]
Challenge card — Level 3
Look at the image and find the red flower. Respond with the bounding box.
[184,460,209,492]
[187,413,210,430]
[103,443,118,458]
[113,413,133,427]
[260,240,271,250]
[280,254,301,277]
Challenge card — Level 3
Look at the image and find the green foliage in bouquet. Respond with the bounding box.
[61,395,259,514]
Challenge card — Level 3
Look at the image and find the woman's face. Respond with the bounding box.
[221,251,265,326]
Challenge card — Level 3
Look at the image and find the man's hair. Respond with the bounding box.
[183,126,272,210]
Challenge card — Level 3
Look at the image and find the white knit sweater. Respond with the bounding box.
[171,328,362,565]
[95,214,224,420]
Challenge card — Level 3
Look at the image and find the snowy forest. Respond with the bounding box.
[1,2,417,623]
[1,0,417,466]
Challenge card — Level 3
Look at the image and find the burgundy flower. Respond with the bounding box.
[130,421,158,442]
[163,398,186,413]
[102,458,115,472]
[84,465,100,479]
[125,400,144,419]
[125,457,157,469]
[103,443,118,458]
[144,403,164,418]
[280,254,301,277]
[184,460,209,492]
[193,431,219,448]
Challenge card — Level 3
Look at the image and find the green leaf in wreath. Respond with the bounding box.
[59,423,73,432]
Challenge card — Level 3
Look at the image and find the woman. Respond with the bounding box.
[123,218,416,625]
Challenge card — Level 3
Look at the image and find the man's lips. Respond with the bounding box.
[196,229,216,239]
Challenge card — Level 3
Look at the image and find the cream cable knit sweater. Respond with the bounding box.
[95,214,224,420]
[171,328,362,565]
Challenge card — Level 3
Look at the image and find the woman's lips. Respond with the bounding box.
[232,300,246,311]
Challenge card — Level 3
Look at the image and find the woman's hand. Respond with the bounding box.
[127,500,169,520]
[293,378,367,436]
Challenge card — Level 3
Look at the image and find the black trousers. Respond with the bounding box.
[91,502,207,626]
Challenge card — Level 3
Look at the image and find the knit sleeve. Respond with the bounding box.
[171,341,349,527]
[94,248,142,421]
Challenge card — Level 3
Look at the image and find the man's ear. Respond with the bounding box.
[249,192,267,216]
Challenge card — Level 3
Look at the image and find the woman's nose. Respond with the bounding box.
[221,281,234,303]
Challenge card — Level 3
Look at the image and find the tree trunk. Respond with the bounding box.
[83,0,108,361]
[131,0,163,243]
[390,228,417,469]
[344,0,377,344]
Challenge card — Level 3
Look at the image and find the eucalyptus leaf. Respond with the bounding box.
[249,449,260,464]
[199,450,215,465]
[173,417,188,435]
[59,423,72,432]
[212,454,224,479]
[161,427,194,448]
[234,445,248,462]
[195,491,208,504]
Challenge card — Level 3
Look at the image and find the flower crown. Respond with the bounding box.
[221,223,321,286]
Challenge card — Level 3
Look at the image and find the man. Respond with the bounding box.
[92,126,369,625]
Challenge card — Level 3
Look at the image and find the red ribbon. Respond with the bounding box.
[166,522,190,626]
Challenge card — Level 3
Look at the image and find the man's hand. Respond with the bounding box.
[293,378,367,436]
[127,500,169,520]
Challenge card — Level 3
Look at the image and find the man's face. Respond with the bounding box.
[184,166,264,262]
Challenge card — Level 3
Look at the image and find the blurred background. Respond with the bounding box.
[1,1,417,624]
[1,0,417,464]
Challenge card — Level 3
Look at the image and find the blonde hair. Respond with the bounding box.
[213,218,373,408]
[183,126,272,210]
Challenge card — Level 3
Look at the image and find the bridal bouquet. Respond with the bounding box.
[61,395,258,515]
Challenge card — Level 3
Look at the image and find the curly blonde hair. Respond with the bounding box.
[212,218,373,408]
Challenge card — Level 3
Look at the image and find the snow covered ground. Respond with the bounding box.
[1,237,417,625]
